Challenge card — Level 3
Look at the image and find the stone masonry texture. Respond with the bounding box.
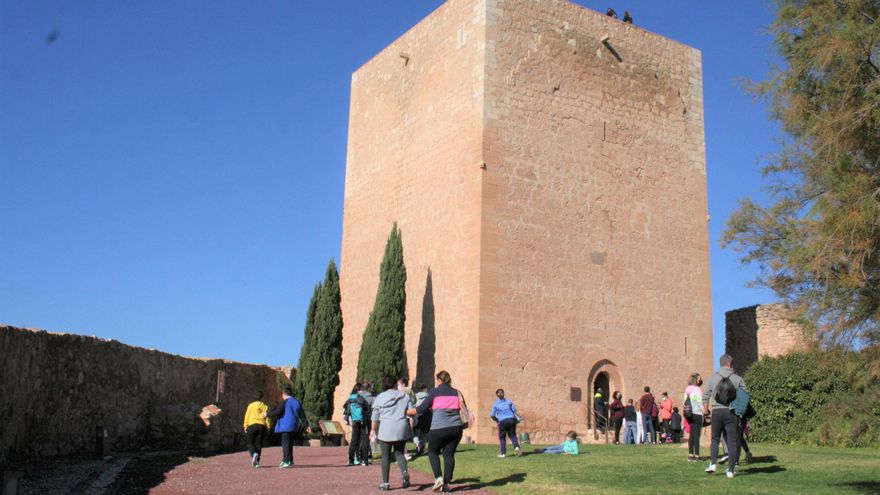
[0,324,283,463]
[725,304,809,375]
[336,0,713,444]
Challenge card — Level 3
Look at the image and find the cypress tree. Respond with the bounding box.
[357,223,407,386]
[293,284,321,405]
[304,260,344,426]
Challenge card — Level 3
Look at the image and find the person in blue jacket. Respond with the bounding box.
[266,386,311,468]
[490,389,522,457]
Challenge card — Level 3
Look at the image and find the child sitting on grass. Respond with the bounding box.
[534,431,579,455]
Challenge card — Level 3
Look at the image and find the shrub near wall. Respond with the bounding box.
[745,349,880,447]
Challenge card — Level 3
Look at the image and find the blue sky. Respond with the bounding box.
[1,1,778,367]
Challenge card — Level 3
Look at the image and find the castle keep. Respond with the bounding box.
[335,0,712,443]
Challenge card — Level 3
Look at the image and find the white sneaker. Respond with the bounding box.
[718,455,729,464]
[251,453,259,468]
[433,477,444,492]
[514,446,522,456]
[497,454,506,458]
[705,463,717,474]
[726,470,735,479]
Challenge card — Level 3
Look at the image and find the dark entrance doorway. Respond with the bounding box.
[593,372,610,400]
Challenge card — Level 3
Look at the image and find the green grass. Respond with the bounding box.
[404,442,880,494]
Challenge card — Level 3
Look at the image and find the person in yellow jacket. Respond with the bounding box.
[243,390,271,467]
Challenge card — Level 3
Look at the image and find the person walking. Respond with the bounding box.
[242,390,271,467]
[490,388,522,457]
[266,387,310,468]
[610,391,624,444]
[343,384,370,465]
[407,370,465,493]
[639,386,657,444]
[360,381,377,464]
[371,375,413,491]
[412,383,430,456]
[684,373,705,461]
[703,354,747,478]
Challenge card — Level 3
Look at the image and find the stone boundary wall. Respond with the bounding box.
[725,304,809,375]
[0,324,284,463]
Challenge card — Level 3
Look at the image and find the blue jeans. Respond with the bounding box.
[623,420,637,445]
[642,415,657,444]
[542,444,567,454]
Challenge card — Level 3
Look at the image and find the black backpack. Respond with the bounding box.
[714,375,737,406]
[683,396,693,420]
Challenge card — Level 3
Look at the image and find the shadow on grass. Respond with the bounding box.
[117,452,191,495]
[834,481,880,494]
[742,465,787,475]
[453,472,527,491]
[747,455,778,464]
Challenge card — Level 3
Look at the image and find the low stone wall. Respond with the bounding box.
[0,324,285,463]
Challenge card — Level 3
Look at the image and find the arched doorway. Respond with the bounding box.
[586,360,623,431]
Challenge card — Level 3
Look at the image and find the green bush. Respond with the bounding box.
[745,348,880,447]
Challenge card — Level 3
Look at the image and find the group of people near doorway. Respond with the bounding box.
[592,354,755,478]
[239,354,753,491]
[594,387,683,445]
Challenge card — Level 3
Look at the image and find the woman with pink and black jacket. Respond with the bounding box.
[407,370,464,493]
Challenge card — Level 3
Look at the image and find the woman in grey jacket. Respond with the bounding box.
[371,375,414,491]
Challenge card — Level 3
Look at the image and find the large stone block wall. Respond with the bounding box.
[725,304,809,374]
[337,0,713,444]
[477,0,712,443]
[335,0,487,425]
[0,324,283,462]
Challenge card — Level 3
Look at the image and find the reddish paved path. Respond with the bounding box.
[148,446,495,494]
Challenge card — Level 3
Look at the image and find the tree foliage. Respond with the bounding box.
[746,348,880,447]
[293,261,344,427]
[293,283,321,403]
[357,223,408,386]
[722,0,880,346]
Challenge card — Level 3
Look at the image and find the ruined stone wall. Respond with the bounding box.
[725,306,759,375]
[0,324,283,462]
[477,0,712,443]
[725,304,809,374]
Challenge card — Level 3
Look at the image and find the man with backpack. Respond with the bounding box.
[344,384,371,465]
[702,354,747,478]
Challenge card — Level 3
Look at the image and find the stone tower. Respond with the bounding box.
[335,0,712,443]
[725,304,810,375]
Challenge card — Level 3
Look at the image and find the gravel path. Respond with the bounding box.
[140,446,494,494]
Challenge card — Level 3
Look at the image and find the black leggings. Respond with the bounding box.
[688,415,703,456]
[246,424,266,459]
[349,422,370,463]
[613,417,623,443]
[428,426,463,483]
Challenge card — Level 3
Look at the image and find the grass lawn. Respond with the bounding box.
[404,442,880,494]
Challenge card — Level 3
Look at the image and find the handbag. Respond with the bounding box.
[458,391,475,429]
